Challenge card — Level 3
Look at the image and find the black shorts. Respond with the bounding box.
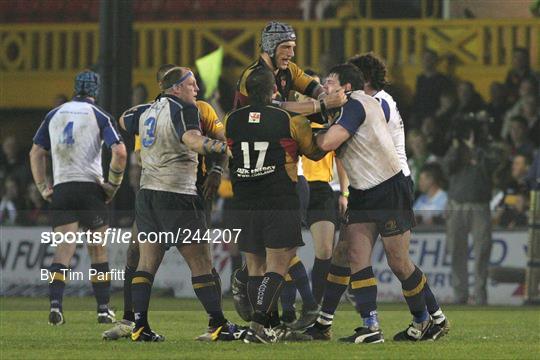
[347,172,416,237]
[232,195,304,255]
[50,182,108,230]
[306,181,338,227]
[135,189,207,250]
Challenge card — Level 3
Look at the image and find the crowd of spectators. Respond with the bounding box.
[407,47,539,228]
[1,47,538,229]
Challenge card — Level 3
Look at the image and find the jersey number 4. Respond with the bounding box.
[60,121,75,145]
[241,141,268,169]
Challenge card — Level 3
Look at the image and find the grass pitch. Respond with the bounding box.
[1,296,539,359]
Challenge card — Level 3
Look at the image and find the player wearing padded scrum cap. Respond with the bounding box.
[30,70,127,327]
[234,21,346,116]
[230,21,346,329]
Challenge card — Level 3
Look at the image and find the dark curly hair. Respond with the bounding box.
[348,52,389,91]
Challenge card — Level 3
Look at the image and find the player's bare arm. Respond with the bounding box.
[182,129,231,157]
[279,88,347,115]
[202,128,227,200]
[101,143,127,203]
[29,144,53,202]
[316,124,351,152]
[335,157,349,217]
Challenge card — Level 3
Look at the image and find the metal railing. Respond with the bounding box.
[1,19,538,108]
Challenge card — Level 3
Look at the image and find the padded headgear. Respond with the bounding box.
[261,21,296,58]
[74,70,100,98]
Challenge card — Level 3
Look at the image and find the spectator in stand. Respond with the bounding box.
[434,89,458,125]
[413,164,448,226]
[0,136,29,185]
[20,183,49,226]
[493,153,531,228]
[406,129,438,194]
[520,94,540,146]
[442,119,500,305]
[526,148,540,190]
[508,116,535,158]
[505,48,538,104]
[420,115,449,157]
[455,81,485,119]
[410,49,453,128]
[0,176,20,225]
[485,82,509,140]
[502,77,540,137]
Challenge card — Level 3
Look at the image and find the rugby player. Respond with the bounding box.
[280,70,350,331]
[234,21,346,114]
[305,63,443,342]
[349,53,449,339]
[224,67,325,343]
[120,67,235,342]
[30,70,127,325]
[231,21,344,325]
[104,65,231,341]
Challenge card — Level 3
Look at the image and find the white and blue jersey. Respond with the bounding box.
[334,91,401,190]
[372,90,411,177]
[33,97,121,186]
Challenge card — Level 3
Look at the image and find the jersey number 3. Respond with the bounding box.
[142,117,157,147]
[241,141,268,169]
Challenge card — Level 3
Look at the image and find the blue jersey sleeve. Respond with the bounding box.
[33,107,60,150]
[334,99,366,135]
[379,98,390,122]
[172,104,201,141]
[123,103,151,136]
[92,107,122,147]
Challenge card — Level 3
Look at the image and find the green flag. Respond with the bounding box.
[195,47,224,99]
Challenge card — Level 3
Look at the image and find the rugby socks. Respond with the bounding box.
[315,264,350,329]
[268,301,282,328]
[349,266,379,329]
[401,266,429,323]
[235,263,249,284]
[247,276,264,312]
[90,262,111,313]
[424,282,441,314]
[423,281,447,324]
[311,257,332,304]
[288,256,317,308]
[123,265,136,322]
[279,274,297,323]
[49,263,67,311]
[231,254,243,273]
[251,272,284,327]
[211,267,222,308]
[192,274,226,327]
[132,271,154,329]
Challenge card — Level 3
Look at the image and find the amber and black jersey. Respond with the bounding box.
[234,57,319,109]
[224,104,324,200]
